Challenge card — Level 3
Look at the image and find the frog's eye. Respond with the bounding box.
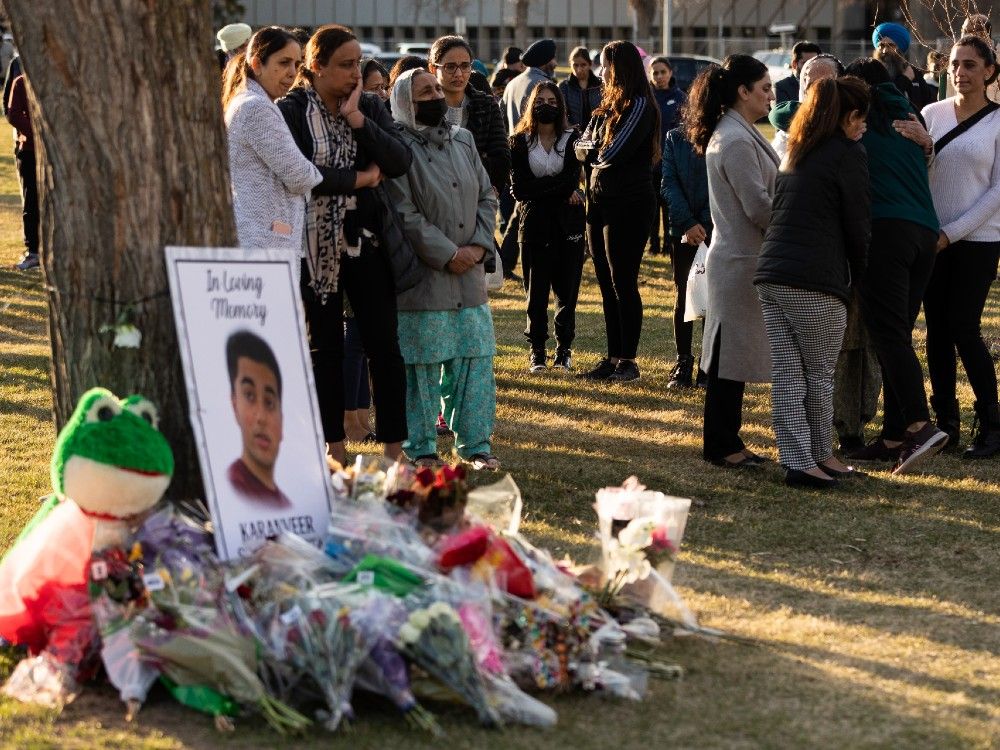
[85,395,122,424]
[126,399,160,430]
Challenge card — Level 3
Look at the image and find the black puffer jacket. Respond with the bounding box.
[755,135,870,304]
[463,84,511,192]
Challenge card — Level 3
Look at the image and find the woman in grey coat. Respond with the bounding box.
[686,55,778,467]
[387,68,501,470]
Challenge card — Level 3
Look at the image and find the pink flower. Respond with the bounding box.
[649,526,675,554]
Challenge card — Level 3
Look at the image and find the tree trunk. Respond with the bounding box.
[4,0,237,500]
[513,0,529,49]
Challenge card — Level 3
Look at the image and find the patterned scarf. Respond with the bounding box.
[303,87,358,303]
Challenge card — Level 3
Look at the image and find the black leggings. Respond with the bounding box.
[923,239,1000,410]
[587,197,653,360]
[301,242,407,444]
[670,236,700,359]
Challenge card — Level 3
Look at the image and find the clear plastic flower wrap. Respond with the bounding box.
[131,609,311,735]
[254,582,381,731]
[324,499,436,571]
[350,593,443,735]
[396,600,501,727]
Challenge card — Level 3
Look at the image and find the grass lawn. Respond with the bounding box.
[1,151,999,749]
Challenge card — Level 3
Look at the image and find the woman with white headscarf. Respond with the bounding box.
[386,68,501,470]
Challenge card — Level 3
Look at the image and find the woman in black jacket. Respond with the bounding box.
[429,35,511,194]
[277,24,412,467]
[510,82,585,372]
[575,41,660,383]
[559,46,602,128]
[754,77,871,488]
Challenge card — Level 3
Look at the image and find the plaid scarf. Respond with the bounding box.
[303,88,358,303]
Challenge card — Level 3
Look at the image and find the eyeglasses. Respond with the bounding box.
[440,62,472,74]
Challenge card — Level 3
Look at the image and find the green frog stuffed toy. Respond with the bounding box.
[0,387,174,707]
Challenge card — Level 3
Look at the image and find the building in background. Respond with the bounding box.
[237,1,972,64]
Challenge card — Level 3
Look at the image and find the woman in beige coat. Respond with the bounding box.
[686,55,778,467]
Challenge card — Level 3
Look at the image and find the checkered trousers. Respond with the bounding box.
[757,283,847,471]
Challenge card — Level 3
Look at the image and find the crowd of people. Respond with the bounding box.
[7,15,1000,486]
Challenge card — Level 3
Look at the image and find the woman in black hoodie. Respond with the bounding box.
[755,77,871,488]
[277,24,412,467]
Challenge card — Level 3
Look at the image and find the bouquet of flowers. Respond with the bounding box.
[132,611,311,734]
[88,546,157,718]
[397,601,501,726]
[594,478,696,628]
[388,464,468,533]
[261,583,379,731]
[357,637,443,735]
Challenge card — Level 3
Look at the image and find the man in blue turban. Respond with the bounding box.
[872,22,911,55]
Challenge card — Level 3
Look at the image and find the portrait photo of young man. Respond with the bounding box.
[225,329,292,508]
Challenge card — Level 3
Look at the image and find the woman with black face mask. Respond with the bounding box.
[509,82,585,372]
[386,69,503,471]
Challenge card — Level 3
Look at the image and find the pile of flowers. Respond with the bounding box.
[9,470,696,734]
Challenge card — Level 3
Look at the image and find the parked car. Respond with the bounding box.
[397,42,433,56]
[372,52,428,74]
[642,54,720,92]
[360,42,383,57]
[753,50,792,85]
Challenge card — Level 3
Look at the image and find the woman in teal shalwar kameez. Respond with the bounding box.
[387,69,501,470]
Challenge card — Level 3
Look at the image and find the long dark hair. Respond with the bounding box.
[844,57,893,134]
[511,80,570,142]
[954,34,999,85]
[221,26,299,110]
[785,76,869,170]
[685,53,768,155]
[594,40,660,162]
[293,23,356,88]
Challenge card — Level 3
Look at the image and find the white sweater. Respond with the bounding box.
[921,98,1000,243]
[225,79,322,251]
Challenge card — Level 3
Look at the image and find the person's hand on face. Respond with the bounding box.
[252,41,302,101]
[314,38,362,119]
[843,110,868,141]
[363,70,389,101]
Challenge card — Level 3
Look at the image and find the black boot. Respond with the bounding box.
[667,355,695,389]
[930,394,961,452]
[963,401,1000,459]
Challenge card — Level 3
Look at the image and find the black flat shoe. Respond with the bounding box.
[709,455,759,469]
[785,469,838,489]
[818,462,866,479]
[741,449,770,465]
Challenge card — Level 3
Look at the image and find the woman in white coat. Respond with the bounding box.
[222,27,359,259]
[686,55,779,468]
